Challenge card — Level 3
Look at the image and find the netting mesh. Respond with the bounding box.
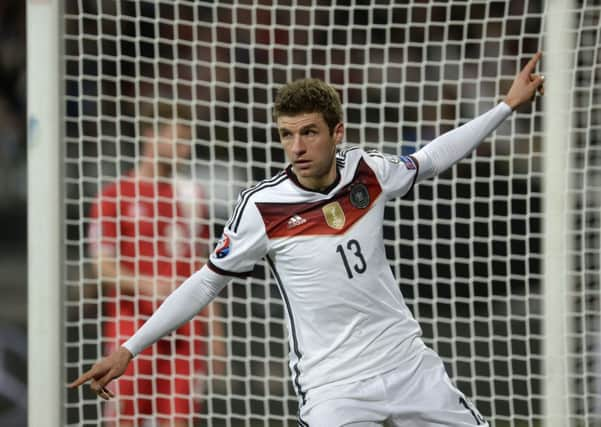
[568,1,601,423]
[61,1,601,426]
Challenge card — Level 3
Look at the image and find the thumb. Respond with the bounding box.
[529,75,545,90]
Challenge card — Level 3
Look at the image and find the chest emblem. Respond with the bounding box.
[322,201,346,230]
[349,183,370,209]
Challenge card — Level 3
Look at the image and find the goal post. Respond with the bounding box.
[542,1,575,425]
[26,1,601,426]
[26,0,64,426]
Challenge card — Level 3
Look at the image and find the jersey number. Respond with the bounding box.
[336,239,366,279]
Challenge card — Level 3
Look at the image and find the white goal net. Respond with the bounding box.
[54,1,601,426]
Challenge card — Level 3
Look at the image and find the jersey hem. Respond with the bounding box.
[301,335,427,402]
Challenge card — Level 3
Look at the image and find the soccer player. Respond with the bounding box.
[71,53,545,426]
[86,101,225,426]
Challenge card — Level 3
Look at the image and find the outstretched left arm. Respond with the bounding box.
[411,52,545,182]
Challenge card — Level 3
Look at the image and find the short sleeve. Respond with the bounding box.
[208,196,269,278]
[363,151,419,199]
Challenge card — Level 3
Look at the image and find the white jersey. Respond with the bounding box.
[208,145,426,401]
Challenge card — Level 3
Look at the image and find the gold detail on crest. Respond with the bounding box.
[322,201,346,230]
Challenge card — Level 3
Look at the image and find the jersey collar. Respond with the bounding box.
[285,164,341,195]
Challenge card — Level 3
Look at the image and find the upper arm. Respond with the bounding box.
[208,196,269,277]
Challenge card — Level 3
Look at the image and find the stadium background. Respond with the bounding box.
[63,2,545,425]
[4,0,601,426]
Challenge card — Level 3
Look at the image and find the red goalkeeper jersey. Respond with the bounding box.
[88,172,209,342]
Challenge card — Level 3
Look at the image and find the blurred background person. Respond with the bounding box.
[87,101,226,427]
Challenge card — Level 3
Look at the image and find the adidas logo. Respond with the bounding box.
[287,214,307,228]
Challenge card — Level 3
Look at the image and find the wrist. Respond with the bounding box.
[119,345,135,360]
[502,96,518,111]
[498,101,513,114]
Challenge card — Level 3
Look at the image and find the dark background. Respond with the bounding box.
[0,2,27,427]
[7,1,601,426]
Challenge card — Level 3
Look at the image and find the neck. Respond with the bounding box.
[291,164,339,193]
[297,169,337,192]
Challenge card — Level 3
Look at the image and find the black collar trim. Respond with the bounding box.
[285,164,341,195]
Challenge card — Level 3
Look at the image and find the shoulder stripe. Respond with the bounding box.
[227,172,288,233]
[336,145,359,161]
[366,150,385,159]
[227,171,286,229]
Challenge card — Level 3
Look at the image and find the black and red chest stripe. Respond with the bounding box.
[256,158,382,238]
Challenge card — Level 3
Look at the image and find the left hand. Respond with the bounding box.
[503,51,545,110]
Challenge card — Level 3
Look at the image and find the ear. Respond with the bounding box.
[333,122,344,145]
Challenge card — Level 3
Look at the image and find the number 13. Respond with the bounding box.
[336,239,367,279]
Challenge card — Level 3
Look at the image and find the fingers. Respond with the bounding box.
[528,74,545,96]
[73,368,116,400]
[97,388,114,400]
[91,380,115,400]
[521,51,542,75]
[522,74,544,102]
[524,59,546,103]
[502,53,545,110]
[534,75,545,95]
[68,369,96,388]
[68,363,116,400]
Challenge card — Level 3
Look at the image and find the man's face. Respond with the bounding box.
[278,112,343,191]
[149,123,193,161]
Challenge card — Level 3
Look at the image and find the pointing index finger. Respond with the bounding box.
[521,51,542,75]
[68,369,96,388]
